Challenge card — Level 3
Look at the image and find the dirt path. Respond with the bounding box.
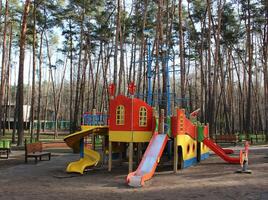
[0,145,267,200]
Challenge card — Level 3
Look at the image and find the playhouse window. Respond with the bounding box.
[139,107,147,127]
[116,105,125,125]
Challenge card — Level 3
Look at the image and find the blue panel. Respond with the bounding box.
[183,157,197,168]
[201,152,210,160]
[83,114,109,125]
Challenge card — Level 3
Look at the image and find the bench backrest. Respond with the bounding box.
[0,140,10,148]
[26,142,43,153]
[215,135,237,141]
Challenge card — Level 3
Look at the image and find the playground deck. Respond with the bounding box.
[0,145,267,200]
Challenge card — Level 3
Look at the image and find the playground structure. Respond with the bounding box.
[63,38,245,186]
[63,82,247,187]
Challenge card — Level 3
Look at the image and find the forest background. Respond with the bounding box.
[0,0,267,145]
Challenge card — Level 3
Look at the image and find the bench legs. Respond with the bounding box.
[40,154,51,161]
[26,154,51,164]
[0,149,9,159]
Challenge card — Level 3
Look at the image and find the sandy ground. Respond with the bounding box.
[0,145,267,200]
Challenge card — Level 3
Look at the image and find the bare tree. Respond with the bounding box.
[30,0,37,142]
[0,0,9,136]
[179,0,186,109]
[16,0,31,146]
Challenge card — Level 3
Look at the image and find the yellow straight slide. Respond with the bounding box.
[66,148,100,174]
[64,126,108,174]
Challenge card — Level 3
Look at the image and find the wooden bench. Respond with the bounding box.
[0,140,11,159]
[25,140,51,163]
[215,135,238,146]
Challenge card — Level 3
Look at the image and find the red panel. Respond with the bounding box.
[109,95,153,132]
[184,117,197,139]
[177,109,185,136]
[132,98,153,131]
[109,95,132,131]
[172,108,197,139]
[204,125,209,137]
[171,116,178,137]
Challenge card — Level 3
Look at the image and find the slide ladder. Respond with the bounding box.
[127,133,168,187]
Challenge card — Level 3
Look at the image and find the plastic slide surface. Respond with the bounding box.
[66,148,100,174]
[127,133,168,187]
[64,126,108,152]
[64,126,108,174]
[203,138,240,164]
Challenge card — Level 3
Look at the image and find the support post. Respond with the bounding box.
[160,109,165,134]
[137,143,142,163]
[102,135,105,165]
[92,134,95,150]
[147,40,152,106]
[108,141,112,171]
[119,142,123,165]
[129,142,133,173]
[80,138,84,158]
[174,136,178,173]
[207,123,210,139]
[92,108,97,125]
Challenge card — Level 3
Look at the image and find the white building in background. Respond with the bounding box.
[1,104,31,122]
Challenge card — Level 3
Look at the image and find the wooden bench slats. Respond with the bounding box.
[25,140,51,163]
[215,135,238,146]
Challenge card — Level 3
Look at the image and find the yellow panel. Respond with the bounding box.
[81,125,107,130]
[109,131,132,142]
[176,135,197,160]
[133,131,152,142]
[201,141,209,154]
[109,131,152,142]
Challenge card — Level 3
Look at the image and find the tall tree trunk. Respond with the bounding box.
[206,0,213,136]
[179,0,186,108]
[0,0,9,136]
[30,1,36,142]
[114,0,121,92]
[245,0,252,138]
[73,12,85,131]
[263,6,268,140]
[0,1,2,36]
[118,2,125,95]
[69,20,73,133]
[6,22,12,133]
[16,0,31,146]
[55,58,67,139]
[45,33,58,138]
[37,30,44,141]
[137,0,148,95]
[43,70,50,132]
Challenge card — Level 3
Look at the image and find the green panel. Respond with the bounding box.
[0,140,10,148]
[197,125,205,142]
[3,140,10,148]
[155,117,159,132]
[166,116,171,137]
